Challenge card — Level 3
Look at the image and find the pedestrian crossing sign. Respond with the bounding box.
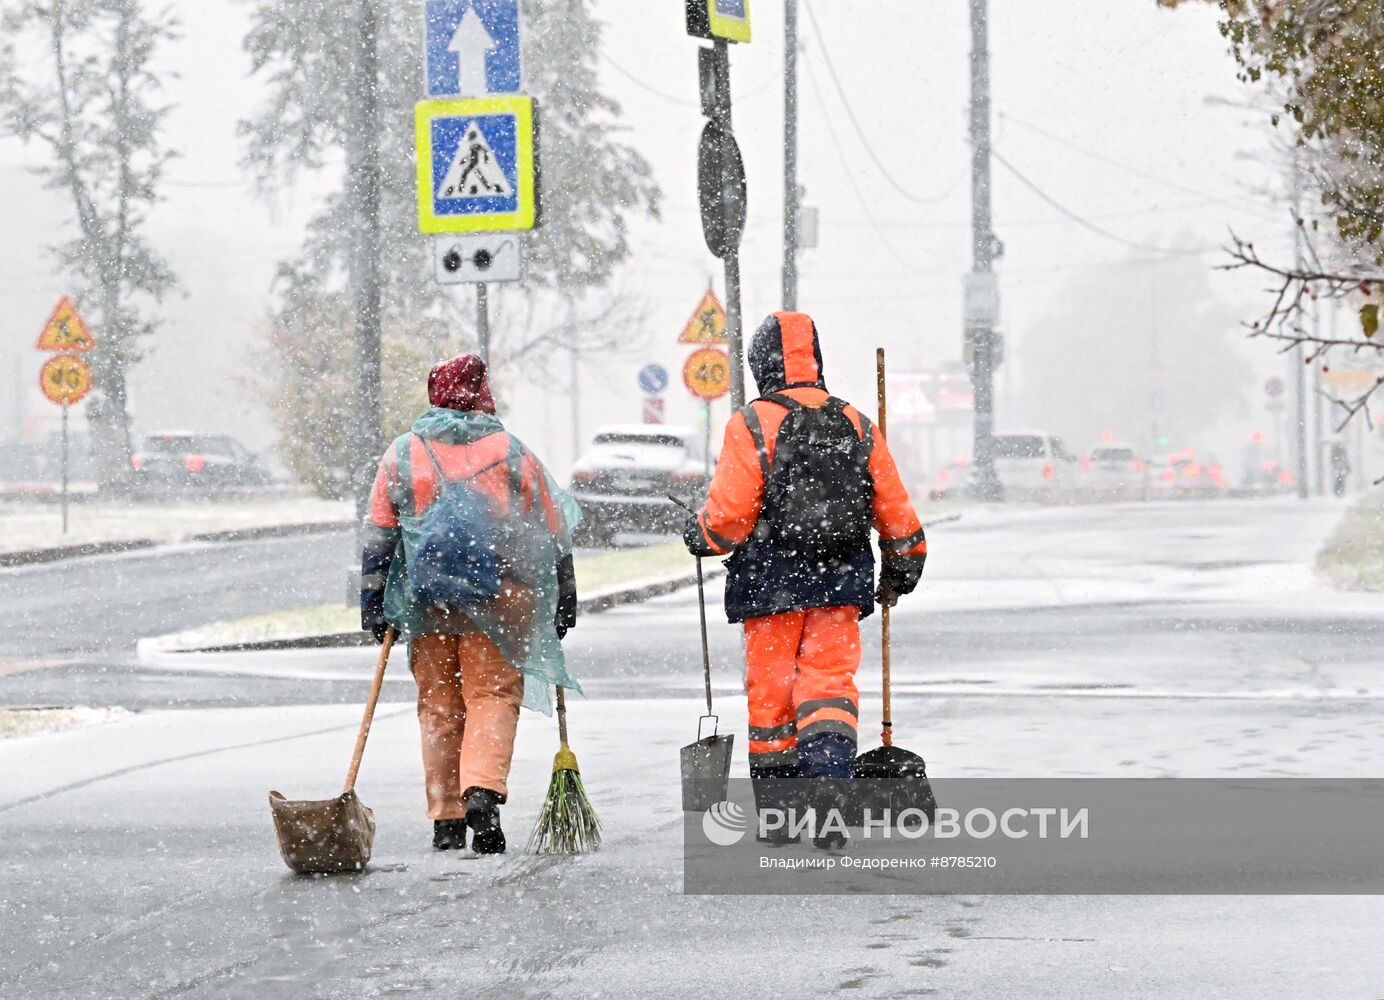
[415,96,537,234]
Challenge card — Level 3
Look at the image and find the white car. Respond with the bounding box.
[569,425,710,545]
[1081,443,1145,502]
[992,432,1078,502]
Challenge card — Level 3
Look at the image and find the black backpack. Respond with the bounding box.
[758,393,874,561]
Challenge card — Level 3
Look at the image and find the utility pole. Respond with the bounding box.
[1290,153,1308,500]
[966,0,1002,500]
[781,0,800,311]
[349,0,384,524]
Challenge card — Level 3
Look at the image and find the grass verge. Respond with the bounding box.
[1317,490,1384,591]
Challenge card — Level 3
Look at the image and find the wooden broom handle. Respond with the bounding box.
[557,686,570,746]
[344,627,395,793]
[877,348,893,748]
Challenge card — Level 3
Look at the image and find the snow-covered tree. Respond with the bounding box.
[240,0,660,495]
[0,0,179,488]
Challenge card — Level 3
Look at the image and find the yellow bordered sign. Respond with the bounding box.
[683,347,731,401]
[40,354,93,406]
[415,96,538,235]
[709,0,751,43]
[687,0,752,43]
[35,297,97,352]
[679,289,728,344]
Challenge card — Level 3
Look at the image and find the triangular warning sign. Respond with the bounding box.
[35,297,96,353]
[678,289,728,344]
[437,121,513,199]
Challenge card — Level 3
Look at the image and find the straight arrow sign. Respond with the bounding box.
[424,0,522,99]
[450,8,497,95]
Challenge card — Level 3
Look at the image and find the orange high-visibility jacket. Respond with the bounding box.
[685,312,927,622]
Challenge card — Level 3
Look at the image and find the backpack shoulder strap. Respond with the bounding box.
[760,392,802,411]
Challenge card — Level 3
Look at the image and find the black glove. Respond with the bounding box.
[682,514,719,557]
[875,582,900,609]
[369,621,390,645]
[555,554,577,640]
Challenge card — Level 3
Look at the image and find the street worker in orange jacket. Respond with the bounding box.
[361,355,581,855]
[682,312,928,848]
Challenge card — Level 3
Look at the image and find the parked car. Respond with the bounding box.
[131,432,271,491]
[1081,443,1144,502]
[569,425,710,545]
[992,432,1078,502]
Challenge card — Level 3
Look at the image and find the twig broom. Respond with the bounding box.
[526,686,601,854]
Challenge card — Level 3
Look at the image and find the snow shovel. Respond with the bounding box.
[850,350,937,827]
[268,627,395,874]
[670,495,736,812]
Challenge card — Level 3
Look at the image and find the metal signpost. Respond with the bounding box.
[684,347,731,479]
[417,0,537,366]
[35,298,97,534]
[687,0,751,411]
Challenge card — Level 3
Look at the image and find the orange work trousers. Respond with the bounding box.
[410,630,524,819]
[742,606,862,780]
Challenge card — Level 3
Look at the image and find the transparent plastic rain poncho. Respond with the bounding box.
[381,408,582,715]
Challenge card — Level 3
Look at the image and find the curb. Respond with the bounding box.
[0,520,353,569]
[144,565,729,656]
[0,538,158,568]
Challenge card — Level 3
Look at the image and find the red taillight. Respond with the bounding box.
[1133,459,1144,471]
[1161,470,1176,482]
[1278,470,1294,484]
[1182,463,1202,479]
[1261,460,1276,472]
[131,455,144,470]
[956,456,972,466]
[185,455,206,473]
[1081,458,1092,472]
[1043,463,1055,479]
[572,470,597,483]
[937,469,952,484]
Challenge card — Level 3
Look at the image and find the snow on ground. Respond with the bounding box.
[0,494,351,554]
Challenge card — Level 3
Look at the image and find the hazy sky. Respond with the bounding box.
[1,0,1323,480]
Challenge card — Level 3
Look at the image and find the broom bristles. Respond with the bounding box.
[526,762,602,855]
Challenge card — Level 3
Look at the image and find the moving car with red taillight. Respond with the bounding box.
[992,432,1077,502]
[1081,443,1144,501]
[131,432,271,492]
[569,425,709,545]
[928,457,973,501]
[1146,452,1226,500]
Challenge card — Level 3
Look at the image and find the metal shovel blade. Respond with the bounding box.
[268,789,376,874]
[680,733,736,812]
[847,745,938,828]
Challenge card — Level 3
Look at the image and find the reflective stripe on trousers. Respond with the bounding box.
[742,606,861,778]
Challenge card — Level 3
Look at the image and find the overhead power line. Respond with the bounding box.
[991,150,1214,257]
[996,110,1282,223]
[801,0,959,207]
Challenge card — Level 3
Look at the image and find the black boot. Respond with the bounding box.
[810,778,850,852]
[433,818,468,851]
[752,773,804,845]
[465,788,506,855]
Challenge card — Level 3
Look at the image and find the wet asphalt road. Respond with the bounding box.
[4,497,1384,998]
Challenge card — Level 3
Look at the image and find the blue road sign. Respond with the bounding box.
[415,96,537,234]
[638,364,670,396]
[424,0,521,98]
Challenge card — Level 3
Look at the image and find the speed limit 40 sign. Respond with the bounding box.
[40,354,93,406]
[683,348,731,401]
